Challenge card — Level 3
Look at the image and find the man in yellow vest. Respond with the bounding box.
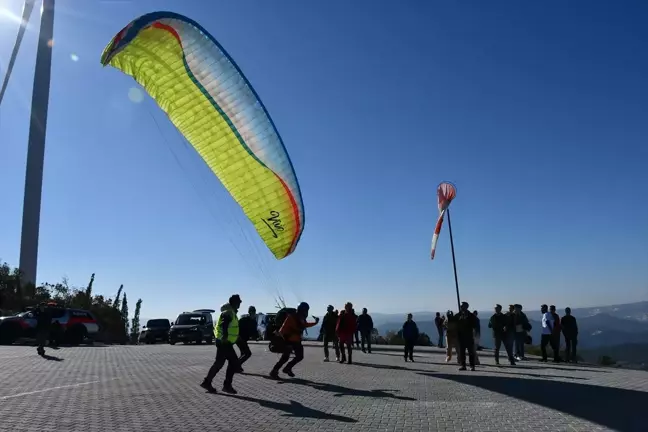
[200,294,242,394]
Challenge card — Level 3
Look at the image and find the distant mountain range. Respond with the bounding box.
[374,301,648,351]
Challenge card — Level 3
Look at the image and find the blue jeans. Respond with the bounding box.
[514,333,526,358]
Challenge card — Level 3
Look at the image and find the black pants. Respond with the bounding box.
[493,333,515,364]
[354,331,360,348]
[360,331,372,353]
[541,334,561,361]
[564,336,577,362]
[273,341,305,372]
[458,334,476,368]
[323,335,340,359]
[36,328,49,354]
[339,340,353,363]
[404,340,415,360]
[236,339,252,365]
[205,341,239,387]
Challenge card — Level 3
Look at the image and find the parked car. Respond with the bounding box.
[139,319,171,344]
[0,306,99,345]
[169,309,214,345]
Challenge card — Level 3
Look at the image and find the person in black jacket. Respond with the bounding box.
[457,302,477,371]
[33,302,52,356]
[561,307,579,363]
[402,314,419,362]
[236,306,258,372]
[321,306,340,362]
[488,304,516,365]
[357,308,374,353]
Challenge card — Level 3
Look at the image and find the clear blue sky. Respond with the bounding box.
[1,0,647,320]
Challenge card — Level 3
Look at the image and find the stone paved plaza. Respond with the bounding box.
[1,342,647,432]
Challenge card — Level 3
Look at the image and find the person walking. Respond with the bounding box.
[321,305,340,362]
[457,302,478,371]
[33,302,52,357]
[270,302,319,378]
[357,308,374,353]
[402,313,419,362]
[434,312,445,348]
[488,304,516,365]
[561,307,579,363]
[201,294,242,394]
[336,303,357,364]
[236,305,258,372]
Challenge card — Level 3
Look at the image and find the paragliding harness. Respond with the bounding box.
[268,307,297,353]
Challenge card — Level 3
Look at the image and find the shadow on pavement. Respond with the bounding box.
[247,373,415,401]
[422,372,645,432]
[351,361,432,374]
[41,354,64,361]
[225,394,357,423]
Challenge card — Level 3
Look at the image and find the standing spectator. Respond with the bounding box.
[513,304,531,361]
[402,313,419,362]
[351,308,361,349]
[488,304,516,365]
[444,311,459,363]
[434,312,445,348]
[357,308,374,353]
[321,305,340,362]
[540,304,560,362]
[473,310,482,350]
[457,302,478,371]
[336,303,357,364]
[550,305,563,362]
[33,302,52,357]
[561,307,579,363]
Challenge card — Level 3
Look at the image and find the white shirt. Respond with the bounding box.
[541,312,554,335]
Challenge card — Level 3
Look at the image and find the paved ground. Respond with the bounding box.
[1,342,647,432]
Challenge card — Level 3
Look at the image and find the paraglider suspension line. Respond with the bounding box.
[446,208,461,311]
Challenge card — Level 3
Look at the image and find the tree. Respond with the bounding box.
[417,332,432,346]
[120,293,129,336]
[385,330,405,345]
[112,284,123,309]
[84,273,95,308]
[130,299,142,343]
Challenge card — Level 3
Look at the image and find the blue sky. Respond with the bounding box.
[1,0,647,320]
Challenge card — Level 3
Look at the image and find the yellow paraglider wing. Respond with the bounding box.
[100,12,304,259]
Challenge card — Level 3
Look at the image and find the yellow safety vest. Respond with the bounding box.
[214,310,239,343]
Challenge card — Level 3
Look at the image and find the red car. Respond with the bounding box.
[0,306,99,345]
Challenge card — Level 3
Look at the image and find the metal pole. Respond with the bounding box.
[446,207,461,311]
[19,0,55,286]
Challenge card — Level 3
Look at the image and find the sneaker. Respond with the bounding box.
[323,357,330,362]
[335,357,340,362]
[458,366,467,371]
[221,385,237,394]
[282,368,295,377]
[409,358,415,362]
[470,366,475,371]
[200,380,217,394]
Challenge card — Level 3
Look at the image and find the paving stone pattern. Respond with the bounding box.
[1,343,647,432]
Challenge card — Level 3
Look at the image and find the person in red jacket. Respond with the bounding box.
[336,302,357,364]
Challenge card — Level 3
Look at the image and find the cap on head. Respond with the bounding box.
[495,304,502,311]
[327,305,334,312]
[229,294,242,305]
[550,305,556,311]
[248,306,256,314]
[541,304,548,311]
[460,302,469,310]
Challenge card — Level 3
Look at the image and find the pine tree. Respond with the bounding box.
[120,293,129,336]
[84,273,95,308]
[130,298,142,342]
[112,284,123,309]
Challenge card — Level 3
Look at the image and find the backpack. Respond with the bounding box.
[267,308,297,353]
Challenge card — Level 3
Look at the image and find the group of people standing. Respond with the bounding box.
[320,304,374,363]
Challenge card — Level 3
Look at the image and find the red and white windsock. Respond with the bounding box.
[430,182,457,260]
